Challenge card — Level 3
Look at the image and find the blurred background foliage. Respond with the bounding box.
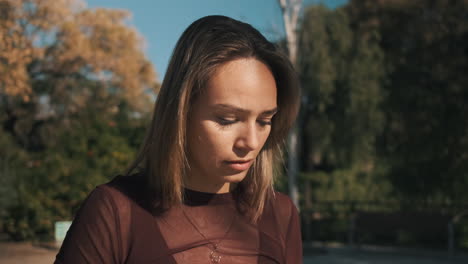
[296,0,468,249]
[298,0,468,205]
[1,0,467,249]
[0,0,156,240]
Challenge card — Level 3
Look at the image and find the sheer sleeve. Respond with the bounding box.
[284,199,303,264]
[54,186,126,264]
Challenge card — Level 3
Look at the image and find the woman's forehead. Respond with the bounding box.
[201,58,277,111]
[211,103,278,116]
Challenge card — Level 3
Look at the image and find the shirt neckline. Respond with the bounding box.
[183,187,236,206]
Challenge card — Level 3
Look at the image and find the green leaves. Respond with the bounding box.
[0,1,158,240]
[299,4,385,172]
[298,0,468,208]
[1,105,148,240]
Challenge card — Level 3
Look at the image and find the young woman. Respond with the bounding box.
[55,15,302,264]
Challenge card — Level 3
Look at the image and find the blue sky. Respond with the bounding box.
[85,0,347,80]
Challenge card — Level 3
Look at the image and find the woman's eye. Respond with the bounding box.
[217,117,237,126]
[257,119,272,126]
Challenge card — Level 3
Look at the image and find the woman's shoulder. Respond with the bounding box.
[272,191,294,205]
[72,173,148,221]
[271,190,298,217]
[259,190,301,251]
[104,173,145,194]
[261,190,299,227]
[55,175,141,263]
[95,173,148,210]
[76,175,140,217]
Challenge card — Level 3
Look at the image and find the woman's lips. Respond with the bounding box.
[224,159,253,171]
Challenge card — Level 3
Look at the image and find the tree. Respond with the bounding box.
[0,0,158,240]
[348,0,468,202]
[1,0,157,151]
[298,4,387,203]
[278,0,303,208]
[2,103,146,240]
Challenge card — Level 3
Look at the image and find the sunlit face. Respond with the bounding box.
[186,58,277,193]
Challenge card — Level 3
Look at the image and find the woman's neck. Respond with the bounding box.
[183,179,234,194]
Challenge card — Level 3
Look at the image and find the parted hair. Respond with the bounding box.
[125,15,300,222]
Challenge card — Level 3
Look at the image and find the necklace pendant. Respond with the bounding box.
[209,247,222,264]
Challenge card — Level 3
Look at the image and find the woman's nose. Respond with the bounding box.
[235,122,260,151]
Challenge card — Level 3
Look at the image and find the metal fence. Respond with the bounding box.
[300,201,468,255]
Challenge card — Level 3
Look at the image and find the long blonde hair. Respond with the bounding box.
[125,15,300,222]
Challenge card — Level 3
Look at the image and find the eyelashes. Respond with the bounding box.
[216,117,272,127]
[257,120,272,126]
[217,117,237,126]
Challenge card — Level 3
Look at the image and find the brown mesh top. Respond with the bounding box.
[54,175,303,264]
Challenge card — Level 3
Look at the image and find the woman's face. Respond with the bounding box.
[186,58,277,193]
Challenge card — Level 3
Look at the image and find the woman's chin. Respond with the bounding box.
[220,171,248,184]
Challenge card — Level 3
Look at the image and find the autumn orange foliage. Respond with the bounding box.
[0,0,157,111]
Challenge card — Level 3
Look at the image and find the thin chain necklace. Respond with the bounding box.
[181,206,237,264]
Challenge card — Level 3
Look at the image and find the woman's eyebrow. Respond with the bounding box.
[213,104,278,115]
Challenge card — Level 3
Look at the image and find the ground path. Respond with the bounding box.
[1,241,467,263]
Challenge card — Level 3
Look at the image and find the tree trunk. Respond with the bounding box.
[278,0,303,209]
